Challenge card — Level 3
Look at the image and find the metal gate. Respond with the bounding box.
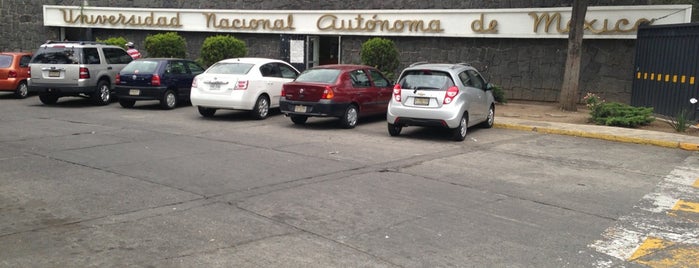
[632,23,699,121]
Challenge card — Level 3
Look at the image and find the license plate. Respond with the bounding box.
[414,97,430,105]
[129,89,140,96]
[294,105,307,113]
[48,70,60,77]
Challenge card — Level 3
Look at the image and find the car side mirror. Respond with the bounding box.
[485,83,493,91]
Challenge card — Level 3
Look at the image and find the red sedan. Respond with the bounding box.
[0,52,32,98]
[280,64,393,128]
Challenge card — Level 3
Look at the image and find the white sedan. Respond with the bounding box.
[190,57,300,119]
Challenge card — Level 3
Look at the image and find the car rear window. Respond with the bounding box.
[295,69,341,83]
[30,47,83,64]
[206,62,254,75]
[0,55,11,68]
[398,70,453,90]
[122,60,160,73]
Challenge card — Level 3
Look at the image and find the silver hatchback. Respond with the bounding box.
[386,62,495,141]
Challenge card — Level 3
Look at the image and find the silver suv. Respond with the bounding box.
[28,41,133,105]
[386,62,495,141]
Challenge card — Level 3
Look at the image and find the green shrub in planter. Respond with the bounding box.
[360,37,399,80]
[491,84,507,104]
[199,35,247,67]
[97,37,128,49]
[590,102,654,128]
[144,32,186,58]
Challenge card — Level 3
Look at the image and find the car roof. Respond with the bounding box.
[134,58,188,61]
[0,52,31,56]
[403,62,476,72]
[39,41,122,49]
[310,64,374,70]
[217,57,287,65]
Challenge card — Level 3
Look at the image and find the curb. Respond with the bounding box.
[494,123,699,151]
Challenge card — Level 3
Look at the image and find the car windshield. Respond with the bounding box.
[30,47,82,64]
[0,55,11,68]
[122,60,160,73]
[206,62,254,75]
[399,70,452,90]
[294,69,341,83]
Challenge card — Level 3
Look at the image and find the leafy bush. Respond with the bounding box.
[360,37,400,80]
[144,32,186,58]
[199,35,247,67]
[491,84,507,103]
[585,92,654,127]
[97,37,128,49]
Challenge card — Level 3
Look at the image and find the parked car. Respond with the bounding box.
[27,41,132,105]
[279,64,393,128]
[114,58,205,109]
[0,52,32,99]
[386,62,495,141]
[190,57,300,119]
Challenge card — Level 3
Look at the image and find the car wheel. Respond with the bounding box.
[290,115,308,125]
[339,104,358,129]
[39,93,59,105]
[480,104,495,128]
[451,113,468,141]
[387,123,402,136]
[251,95,270,120]
[91,80,111,105]
[119,99,136,108]
[15,82,28,99]
[197,106,216,117]
[160,90,177,110]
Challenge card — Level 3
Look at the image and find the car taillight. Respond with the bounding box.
[115,73,121,84]
[443,86,459,104]
[235,80,248,90]
[191,77,197,88]
[281,87,286,96]
[321,86,334,99]
[8,70,17,78]
[151,74,161,86]
[79,67,90,79]
[393,84,402,102]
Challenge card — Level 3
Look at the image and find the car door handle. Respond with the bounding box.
[107,67,112,70]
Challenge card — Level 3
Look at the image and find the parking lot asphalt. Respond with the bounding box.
[494,117,699,151]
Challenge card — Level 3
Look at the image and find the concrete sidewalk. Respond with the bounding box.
[494,116,699,151]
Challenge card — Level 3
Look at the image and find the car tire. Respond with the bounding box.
[480,104,495,128]
[387,123,402,136]
[14,81,28,99]
[92,80,111,106]
[119,99,136,108]
[39,93,59,105]
[339,104,358,129]
[160,90,177,110]
[197,106,216,117]
[290,115,308,125]
[251,95,270,120]
[451,113,468,141]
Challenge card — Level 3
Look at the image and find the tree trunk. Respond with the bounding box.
[559,0,588,111]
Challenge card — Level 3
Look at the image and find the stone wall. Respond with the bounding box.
[0,0,651,103]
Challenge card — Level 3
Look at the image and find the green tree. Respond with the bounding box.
[360,37,400,80]
[144,32,186,58]
[199,35,247,67]
[97,37,128,49]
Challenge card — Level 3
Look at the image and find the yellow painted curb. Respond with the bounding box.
[494,123,699,151]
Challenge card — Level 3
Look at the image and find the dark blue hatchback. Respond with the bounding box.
[114,58,205,109]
